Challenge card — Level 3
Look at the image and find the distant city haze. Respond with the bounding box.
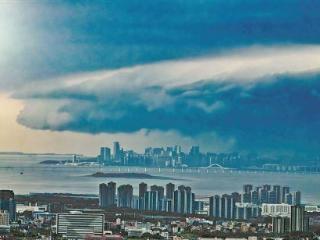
[0,94,231,156]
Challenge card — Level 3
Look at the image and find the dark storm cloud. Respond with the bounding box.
[1,0,320,87]
[14,45,320,154]
[2,1,320,154]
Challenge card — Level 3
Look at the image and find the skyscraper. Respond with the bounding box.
[263,184,271,191]
[272,216,290,234]
[273,185,281,203]
[231,192,241,203]
[209,195,221,218]
[113,141,121,163]
[284,193,293,205]
[188,146,201,166]
[290,205,308,232]
[222,194,234,219]
[251,190,259,204]
[173,185,194,214]
[139,182,147,210]
[243,184,253,194]
[185,186,194,214]
[293,191,301,205]
[241,192,251,203]
[99,147,111,165]
[149,190,159,211]
[99,182,116,208]
[166,183,175,199]
[0,190,16,221]
[259,188,269,203]
[150,185,164,199]
[107,181,116,207]
[282,186,290,203]
[99,183,108,208]
[211,194,235,219]
[269,190,277,204]
[139,182,147,198]
[117,184,133,208]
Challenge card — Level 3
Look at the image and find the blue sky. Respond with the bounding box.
[1,0,320,156]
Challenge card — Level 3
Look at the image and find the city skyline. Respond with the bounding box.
[0,1,319,238]
[1,1,320,157]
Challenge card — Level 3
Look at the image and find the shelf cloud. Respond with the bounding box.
[14,45,320,153]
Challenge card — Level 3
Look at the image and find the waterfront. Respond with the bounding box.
[0,154,319,204]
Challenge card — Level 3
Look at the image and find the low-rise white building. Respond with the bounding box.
[261,203,291,217]
[16,203,47,213]
[0,210,9,226]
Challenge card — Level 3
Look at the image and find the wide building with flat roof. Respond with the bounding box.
[56,213,104,239]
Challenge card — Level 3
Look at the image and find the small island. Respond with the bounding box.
[39,160,66,165]
[87,172,178,180]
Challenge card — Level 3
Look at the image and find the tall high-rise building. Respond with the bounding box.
[166,183,175,199]
[269,190,277,204]
[139,182,147,210]
[139,182,147,198]
[0,190,16,221]
[243,184,253,194]
[188,146,201,166]
[99,182,116,208]
[185,186,194,214]
[144,190,159,211]
[259,188,269,203]
[241,192,251,203]
[173,185,194,214]
[99,183,108,208]
[273,185,281,203]
[209,195,221,218]
[99,147,111,165]
[117,184,133,208]
[272,216,290,234]
[231,192,241,203]
[285,193,293,205]
[293,191,301,205]
[113,141,121,162]
[189,146,200,155]
[150,185,164,199]
[263,184,271,191]
[174,145,181,154]
[107,182,116,207]
[251,190,259,204]
[210,194,235,219]
[282,186,290,203]
[222,194,234,219]
[290,205,308,232]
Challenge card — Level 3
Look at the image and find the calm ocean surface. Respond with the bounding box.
[0,154,319,204]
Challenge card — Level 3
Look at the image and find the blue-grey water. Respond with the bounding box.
[0,154,319,204]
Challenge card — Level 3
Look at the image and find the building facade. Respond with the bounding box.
[56,213,104,239]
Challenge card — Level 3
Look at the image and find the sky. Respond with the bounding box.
[1,0,320,156]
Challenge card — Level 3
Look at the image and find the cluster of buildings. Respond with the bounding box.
[53,209,310,239]
[0,185,316,239]
[99,182,303,222]
[272,205,309,234]
[209,184,301,220]
[0,190,55,237]
[0,190,16,226]
[98,141,241,167]
[98,182,312,238]
[99,182,195,214]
